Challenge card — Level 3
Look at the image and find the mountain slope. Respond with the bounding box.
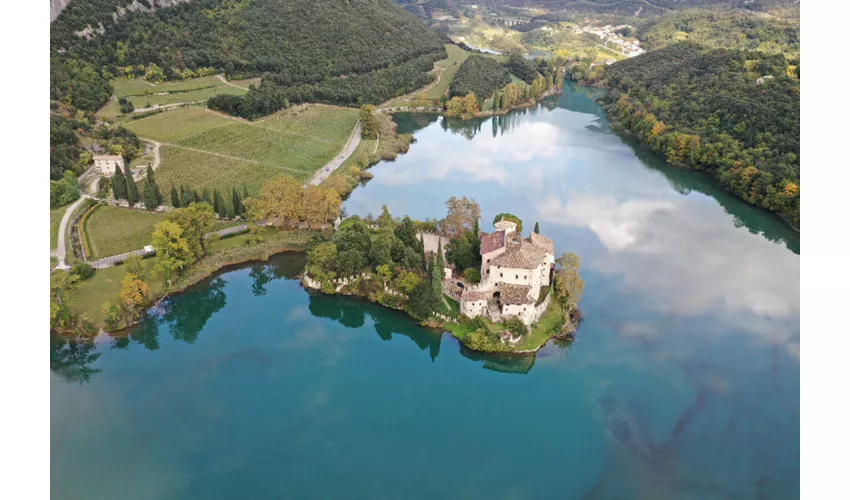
[51,0,446,112]
[595,42,800,226]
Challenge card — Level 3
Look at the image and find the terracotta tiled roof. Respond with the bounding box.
[462,290,490,301]
[500,283,533,305]
[528,232,554,255]
[490,241,547,269]
[480,230,506,255]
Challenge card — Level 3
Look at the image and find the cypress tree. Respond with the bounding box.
[170,185,180,207]
[213,189,227,218]
[142,181,159,210]
[432,240,444,299]
[191,189,201,204]
[111,166,127,201]
[146,166,162,204]
[534,221,540,233]
[232,187,243,217]
[179,186,189,207]
[201,188,211,205]
[125,167,140,207]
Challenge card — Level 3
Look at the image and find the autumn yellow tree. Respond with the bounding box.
[555,251,584,310]
[245,176,305,227]
[302,185,342,228]
[151,220,193,279]
[119,272,152,309]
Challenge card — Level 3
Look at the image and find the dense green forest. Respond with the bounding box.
[51,0,446,114]
[593,42,799,226]
[637,10,800,55]
[504,54,541,84]
[449,55,511,100]
[210,52,443,119]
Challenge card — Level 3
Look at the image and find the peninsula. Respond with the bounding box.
[302,198,584,353]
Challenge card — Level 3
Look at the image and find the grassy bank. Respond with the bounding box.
[70,227,319,328]
[50,203,71,250]
[322,112,412,198]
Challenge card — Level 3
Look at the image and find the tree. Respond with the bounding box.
[151,220,193,279]
[360,105,379,139]
[534,221,540,233]
[146,165,162,204]
[377,205,395,229]
[393,216,420,249]
[446,235,476,271]
[166,202,216,259]
[463,268,481,284]
[302,185,342,228]
[244,176,304,226]
[201,188,212,205]
[397,271,422,295]
[142,181,159,210]
[369,230,396,267]
[554,252,584,309]
[444,196,481,238]
[376,263,393,288]
[125,167,140,207]
[432,239,445,297]
[232,187,243,217]
[408,280,438,319]
[170,185,180,208]
[124,254,144,278]
[213,188,227,218]
[50,270,79,331]
[119,272,152,310]
[111,165,127,201]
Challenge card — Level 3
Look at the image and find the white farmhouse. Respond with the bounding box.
[92,155,125,177]
[455,219,556,327]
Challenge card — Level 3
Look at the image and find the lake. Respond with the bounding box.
[51,83,800,499]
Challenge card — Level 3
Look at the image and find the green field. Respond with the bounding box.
[125,105,360,193]
[51,203,71,250]
[71,258,164,324]
[111,75,249,109]
[84,206,168,260]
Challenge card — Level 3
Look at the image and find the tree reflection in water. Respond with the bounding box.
[50,330,102,384]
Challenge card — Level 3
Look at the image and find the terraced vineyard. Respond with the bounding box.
[124,105,360,194]
[111,75,248,109]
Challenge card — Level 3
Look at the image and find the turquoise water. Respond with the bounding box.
[51,84,799,499]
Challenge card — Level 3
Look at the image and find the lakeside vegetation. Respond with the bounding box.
[588,42,799,227]
[53,172,343,332]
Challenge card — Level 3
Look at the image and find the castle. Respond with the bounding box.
[447,219,556,327]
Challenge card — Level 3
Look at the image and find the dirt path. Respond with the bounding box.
[306,122,362,186]
[216,74,249,91]
[130,101,205,114]
[53,196,86,270]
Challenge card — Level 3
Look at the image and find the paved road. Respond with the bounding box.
[306,122,362,186]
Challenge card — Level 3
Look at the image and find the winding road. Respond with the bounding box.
[306,122,362,186]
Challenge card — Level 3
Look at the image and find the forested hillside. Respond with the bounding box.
[594,42,799,226]
[51,0,446,114]
[449,55,511,100]
[637,10,800,55]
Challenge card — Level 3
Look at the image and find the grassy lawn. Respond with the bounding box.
[126,86,246,108]
[515,299,566,351]
[426,44,472,99]
[438,294,460,317]
[71,258,164,325]
[85,206,167,260]
[125,105,359,193]
[51,203,72,250]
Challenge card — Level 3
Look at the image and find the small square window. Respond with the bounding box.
[500,273,503,278]
[515,275,518,279]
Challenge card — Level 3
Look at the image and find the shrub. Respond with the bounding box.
[502,316,529,337]
[70,262,95,280]
[462,268,481,284]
